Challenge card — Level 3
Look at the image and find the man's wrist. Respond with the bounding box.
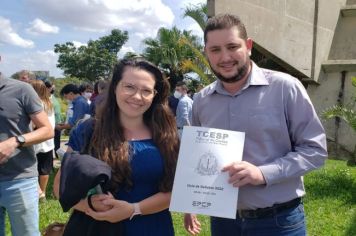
[15,135,26,147]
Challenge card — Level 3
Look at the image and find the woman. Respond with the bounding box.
[54,58,179,235]
[29,80,55,201]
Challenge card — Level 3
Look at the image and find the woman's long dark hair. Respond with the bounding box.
[89,58,179,192]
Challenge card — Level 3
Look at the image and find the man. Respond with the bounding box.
[174,81,193,137]
[18,70,32,83]
[89,80,107,117]
[0,56,54,235]
[184,14,327,235]
[57,84,90,131]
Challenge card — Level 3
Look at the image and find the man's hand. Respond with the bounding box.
[56,124,68,130]
[184,213,201,235]
[222,161,266,187]
[0,138,18,164]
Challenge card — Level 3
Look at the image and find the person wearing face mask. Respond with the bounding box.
[174,81,193,138]
[79,83,94,105]
[57,84,90,131]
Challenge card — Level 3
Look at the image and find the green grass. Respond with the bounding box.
[303,160,356,236]
[5,159,356,235]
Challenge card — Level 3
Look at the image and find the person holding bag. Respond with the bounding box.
[53,58,179,236]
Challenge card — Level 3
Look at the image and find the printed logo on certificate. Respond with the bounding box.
[169,126,245,219]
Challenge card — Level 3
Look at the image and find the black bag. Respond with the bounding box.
[61,118,124,236]
[63,210,124,236]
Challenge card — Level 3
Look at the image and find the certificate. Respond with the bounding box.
[169,126,245,219]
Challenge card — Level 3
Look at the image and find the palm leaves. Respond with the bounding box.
[322,77,356,164]
[183,3,208,31]
[180,2,215,86]
[322,105,356,132]
[322,77,356,131]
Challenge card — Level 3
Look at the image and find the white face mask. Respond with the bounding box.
[84,92,92,99]
[174,91,182,99]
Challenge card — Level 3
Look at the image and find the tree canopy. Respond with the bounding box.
[54,29,128,81]
[143,26,201,89]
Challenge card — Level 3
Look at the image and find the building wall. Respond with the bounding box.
[308,72,356,153]
[210,0,347,82]
[210,0,356,154]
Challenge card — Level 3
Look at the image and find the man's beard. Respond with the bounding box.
[210,62,249,84]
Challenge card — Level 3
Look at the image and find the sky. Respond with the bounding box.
[0,0,206,78]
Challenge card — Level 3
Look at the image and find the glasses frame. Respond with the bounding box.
[119,82,157,100]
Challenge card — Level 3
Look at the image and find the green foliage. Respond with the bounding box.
[54,29,128,82]
[123,51,141,59]
[179,37,214,86]
[322,105,356,132]
[322,77,356,132]
[143,27,201,90]
[304,159,356,235]
[183,3,208,31]
[181,2,214,86]
[5,160,355,236]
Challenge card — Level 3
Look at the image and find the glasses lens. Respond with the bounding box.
[121,82,156,99]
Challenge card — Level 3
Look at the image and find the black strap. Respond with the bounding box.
[87,194,97,212]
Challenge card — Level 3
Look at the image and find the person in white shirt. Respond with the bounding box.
[174,81,193,138]
[29,80,55,201]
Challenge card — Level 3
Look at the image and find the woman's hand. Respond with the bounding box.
[86,198,134,223]
[184,213,201,235]
[89,193,115,212]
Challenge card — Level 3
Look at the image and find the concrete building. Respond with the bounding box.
[207,0,356,157]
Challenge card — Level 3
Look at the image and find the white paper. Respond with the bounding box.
[169,126,245,219]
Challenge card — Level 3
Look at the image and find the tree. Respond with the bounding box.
[54,29,128,82]
[143,27,201,89]
[183,3,208,31]
[322,77,356,166]
[181,3,215,86]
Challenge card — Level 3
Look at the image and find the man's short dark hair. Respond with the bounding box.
[60,84,79,96]
[44,80,52,89]
[176,81,188,91]
[204,14,248,43]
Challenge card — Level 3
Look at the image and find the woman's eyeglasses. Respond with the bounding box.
[120,82,157,99]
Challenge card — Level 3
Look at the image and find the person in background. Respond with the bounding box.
[79,83,94,105]
[184,14,328,236]
[57,84,90,131]
[18,70,33,83]
[54,58,179,235]
[89,79,108,117]
[174,81,193,138]
[44,81,63,159]
[168,95,179,116]
[0,56,54,236]
[29,80,55,202]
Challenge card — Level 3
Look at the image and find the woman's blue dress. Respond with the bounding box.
[67,124,174,236]
[116,139,174,236]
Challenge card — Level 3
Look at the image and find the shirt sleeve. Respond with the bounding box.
[259,78,328,186]
[69,98,89,126]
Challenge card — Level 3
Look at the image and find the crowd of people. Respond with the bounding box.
[0,13,327,236]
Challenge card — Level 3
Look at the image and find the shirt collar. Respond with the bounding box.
[207,61,269,96]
